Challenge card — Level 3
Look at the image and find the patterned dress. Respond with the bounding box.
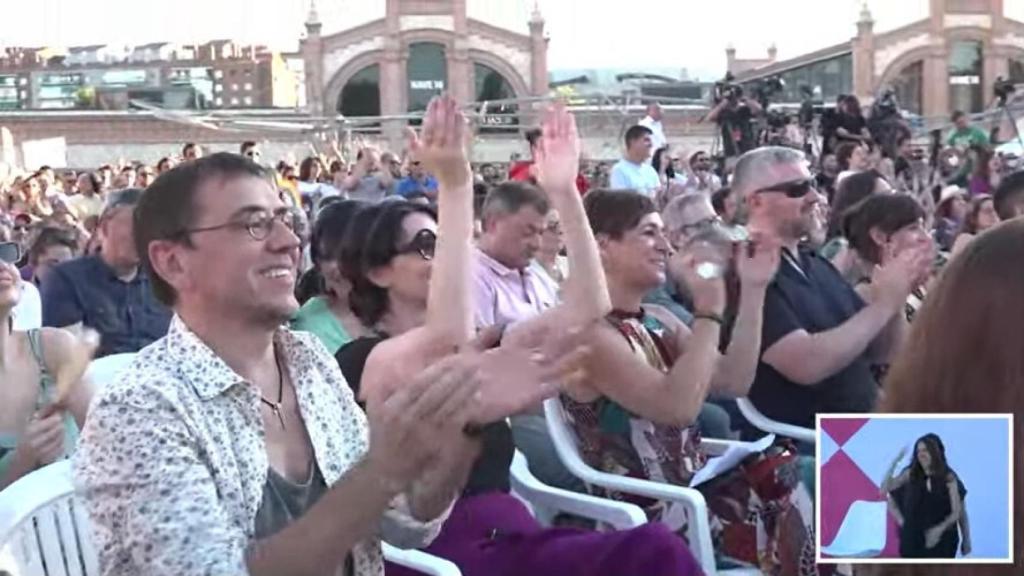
[561,310,828,576]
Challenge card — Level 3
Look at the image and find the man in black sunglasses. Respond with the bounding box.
[736,146,931,437]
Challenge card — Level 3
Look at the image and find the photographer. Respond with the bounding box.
[706,84,763,158]
[833,95,872,148]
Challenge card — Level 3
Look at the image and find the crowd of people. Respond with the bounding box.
[1,89,1023,576]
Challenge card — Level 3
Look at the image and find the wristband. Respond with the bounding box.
[692,312,724,326]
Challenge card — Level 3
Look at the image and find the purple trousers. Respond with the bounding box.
[386,492,703,576]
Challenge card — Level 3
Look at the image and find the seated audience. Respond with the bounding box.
[25,226,79,287]
[562,187,822,574]
[1,239,92,490]
[992,170,1024,221]
[74,148,562,576]
[290,199,369,354]
[950,194,1000,256]
[933,186,968,252]
[530,208,568,287]
[41,188,172,357]
[860,218,1024,576]
[739,147,930,429]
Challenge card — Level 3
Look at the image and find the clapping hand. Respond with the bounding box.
[534,102,581,199]
[405,95,471,188]
[735,232,781,289]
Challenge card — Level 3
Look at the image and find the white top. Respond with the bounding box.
[11,281,42,330]
[610,158,661,198]
[638,116,667,151]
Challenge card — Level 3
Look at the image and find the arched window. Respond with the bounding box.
[890,60,923,116]
[474,63,518,133]
[338,64,381,118]
[949,40,984,113]
[407,42,447,117]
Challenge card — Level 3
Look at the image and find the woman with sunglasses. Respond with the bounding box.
[336,98,700,576]
[0,240,93,489]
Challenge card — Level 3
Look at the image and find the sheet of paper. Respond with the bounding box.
[689,433,775,488]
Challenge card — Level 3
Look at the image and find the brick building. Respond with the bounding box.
[730,0,1024,119]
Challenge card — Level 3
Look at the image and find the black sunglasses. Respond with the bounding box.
[756,178,816,199]
[0,242,21,265]
[396,229,436,261]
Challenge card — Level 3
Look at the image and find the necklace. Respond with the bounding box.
[259,349,287,431]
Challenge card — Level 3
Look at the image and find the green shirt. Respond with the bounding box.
[947,126,989,149]
[290,296,352,355]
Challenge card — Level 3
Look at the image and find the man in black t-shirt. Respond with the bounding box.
[733,146,930,430]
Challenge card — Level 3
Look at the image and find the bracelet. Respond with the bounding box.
[692,312,724,326]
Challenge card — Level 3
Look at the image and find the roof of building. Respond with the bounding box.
[732,40,853,83]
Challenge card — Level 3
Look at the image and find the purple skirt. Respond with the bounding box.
[386,492,703,576]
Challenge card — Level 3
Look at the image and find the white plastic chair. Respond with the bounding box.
[0,460,98,576]
[81,353,136,392]
[543,398,762,576]
[0,461,461,576]
[736,397,816,445]
[820,500,888,558]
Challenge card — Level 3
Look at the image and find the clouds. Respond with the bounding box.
[0,0,1006,80]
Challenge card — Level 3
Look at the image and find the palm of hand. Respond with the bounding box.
[534,105,581,196]
[472,346,560,424]
[407,96,471,186]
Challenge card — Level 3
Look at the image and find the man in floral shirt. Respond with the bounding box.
[74,153,486,576]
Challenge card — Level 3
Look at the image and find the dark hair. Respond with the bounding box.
[525,128,542,150]
[584,189,657,240]
[843,95,863,117]
[993,170,1024,220]
[311,200,365,267]
[652,147,674,179]
[79,171,102,195]
[952,110,967,122]
[961,194,995,235]
[240,141,257,154]
[182,142,199,156]
[156,157,174,172]
[28,227,78,265]
[905,433,951,484]
[481,181,549,225]
[843,194,924,264]
[328,159,345,174]
[827,169,885,239]
[877,221,1024,576]
[338,204,387,286]
[624,125,653,147]
[134,152,273,306]
[835,141,863,171]
[711,186,732,216]
[299,156,324,183]
[348,202,436,327]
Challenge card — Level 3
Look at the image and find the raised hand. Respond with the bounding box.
[871,246,925,313]
[534,103,581,198]
[673,249,726,316]
[405,95,471,188]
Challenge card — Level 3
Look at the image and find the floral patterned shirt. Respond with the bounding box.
[74,315,449,576]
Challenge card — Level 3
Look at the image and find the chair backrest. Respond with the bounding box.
[82,353,136,392]
[541,398,601,483]
[735,397,817,444]
[0,461,98,576]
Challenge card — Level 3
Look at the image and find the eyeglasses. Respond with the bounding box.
[395,229,436,261]
[755,178,816,199]
[678,215,723,236]
[181,208,296,242]
[0,242,20,264]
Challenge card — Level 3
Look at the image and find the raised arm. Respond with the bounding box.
[709,234,779,397]
[534,104,611,325]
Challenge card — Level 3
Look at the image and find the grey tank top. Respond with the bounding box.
[254,463,329,540]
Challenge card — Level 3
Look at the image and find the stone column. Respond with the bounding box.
[923,52,950,119]
[380,39,405,150]
[449,39,473,105]
[302,26,324,115]
[852,6,876,101]
[529,11,549,97]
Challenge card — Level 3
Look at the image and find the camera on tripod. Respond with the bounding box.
[994,76,1016,104]
[713,72,744,104]
[750,76,786,107]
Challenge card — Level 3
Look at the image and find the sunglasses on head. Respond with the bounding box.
[755,178,816,199]
[396,229,437,261]
[0,242,21,265]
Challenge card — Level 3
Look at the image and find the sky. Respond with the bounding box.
[3,0,1024,80]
